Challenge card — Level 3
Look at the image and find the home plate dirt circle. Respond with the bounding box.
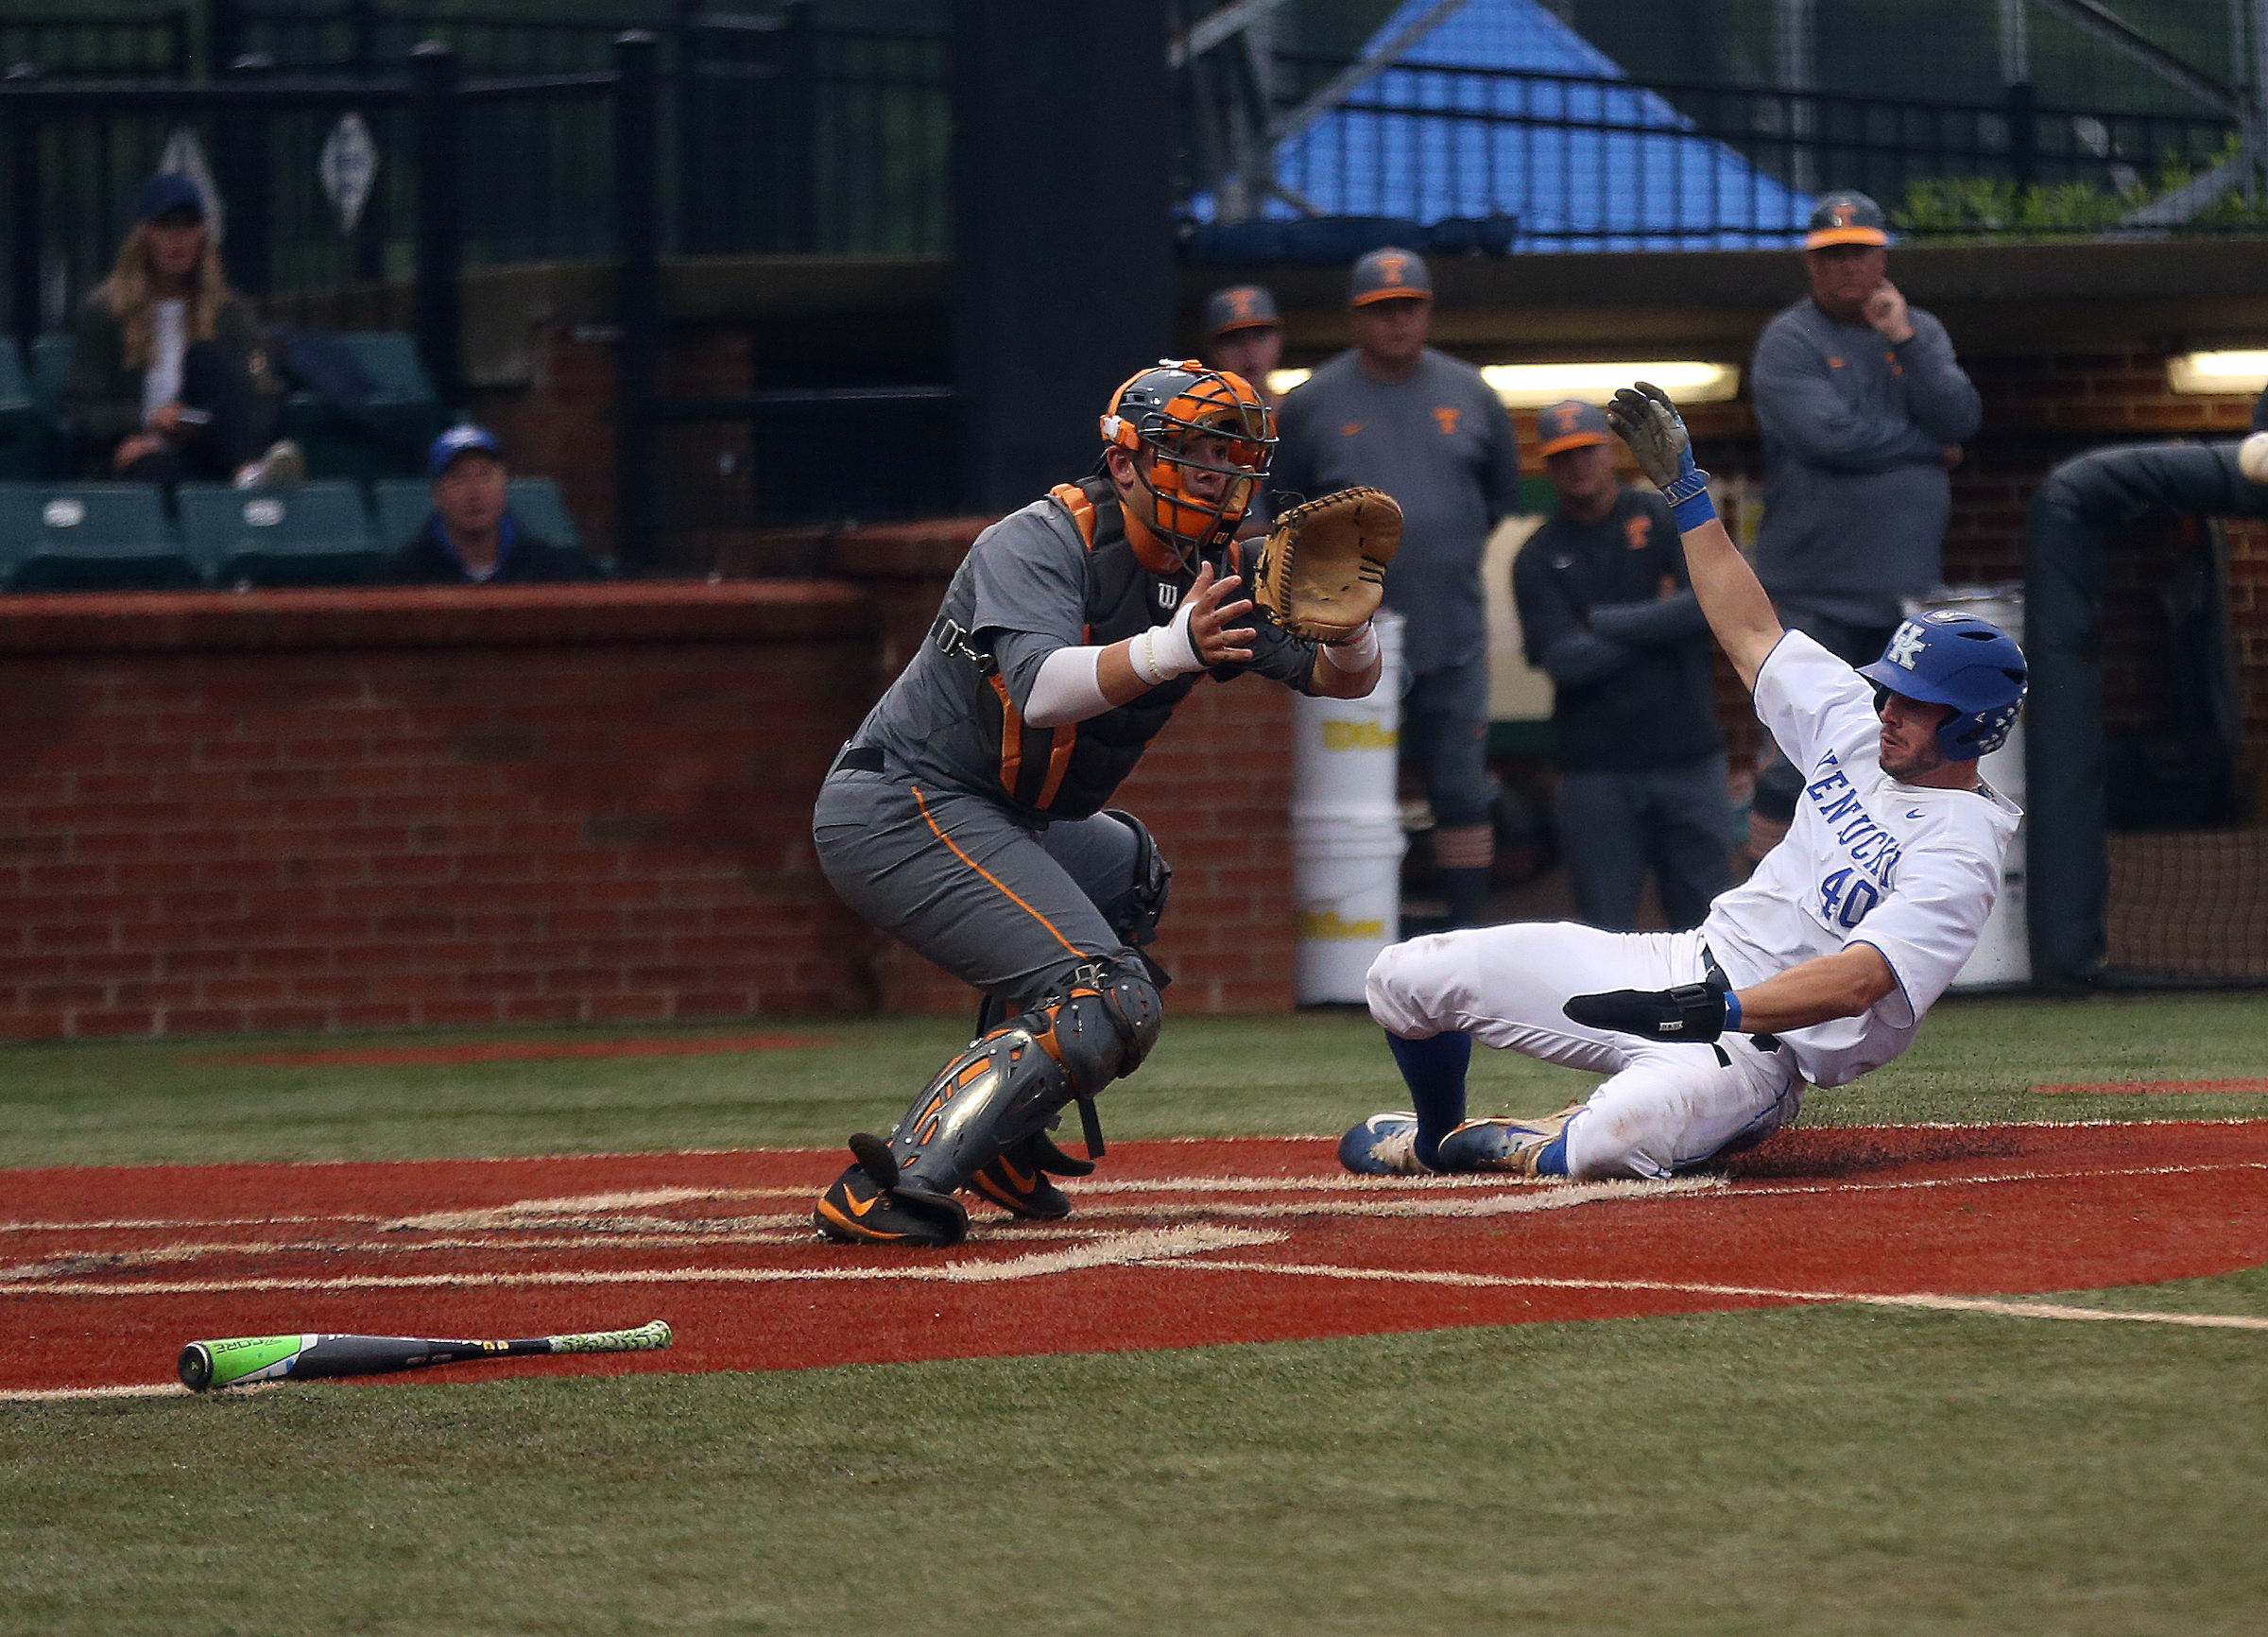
[5,1121,2266,1398]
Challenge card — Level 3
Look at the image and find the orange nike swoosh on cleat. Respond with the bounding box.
[816,1198,905,1239]
[841,1188,885,1217]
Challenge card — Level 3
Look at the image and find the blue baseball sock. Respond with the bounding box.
[1386,1029,1471,1168]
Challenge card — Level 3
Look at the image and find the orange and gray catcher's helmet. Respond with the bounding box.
[1099,359,1275,568]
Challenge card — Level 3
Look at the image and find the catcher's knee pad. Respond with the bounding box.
[881,955,1162,1200]
[1037,953,1163,1094]
[1096,808,1172,949]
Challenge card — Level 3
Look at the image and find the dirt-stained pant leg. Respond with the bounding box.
[1366,922,1802,1179]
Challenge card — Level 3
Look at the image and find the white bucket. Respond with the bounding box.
[1292,612,1406,1004]
[1293,814,1407,1005]
[1907,587,2028,987]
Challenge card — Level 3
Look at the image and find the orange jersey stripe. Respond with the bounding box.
[909,783,1088,961]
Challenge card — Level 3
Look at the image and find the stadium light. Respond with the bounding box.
[1267,361,1740,406]
[1479,361,1740,407]
[2166,350,2268,395]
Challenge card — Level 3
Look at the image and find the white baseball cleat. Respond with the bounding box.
[1336,1110,1433,1176]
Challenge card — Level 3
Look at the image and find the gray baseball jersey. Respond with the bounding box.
[850,482,1324,823]
[1268,348,1521,668]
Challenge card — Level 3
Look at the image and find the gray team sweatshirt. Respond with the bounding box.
[1268,348,1521,669]
[1749,297,1981,629]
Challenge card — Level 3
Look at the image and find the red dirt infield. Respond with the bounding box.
[6,1120,2266,1398]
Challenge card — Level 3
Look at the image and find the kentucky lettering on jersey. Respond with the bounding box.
[1699,630,2019,1089]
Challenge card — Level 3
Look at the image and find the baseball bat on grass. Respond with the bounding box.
[179,1318,671,1390]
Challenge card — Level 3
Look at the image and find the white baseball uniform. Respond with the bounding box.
[1366,629,2022,1178]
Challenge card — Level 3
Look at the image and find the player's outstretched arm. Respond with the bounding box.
[1605,383,1782,691]
[1564,943,1898,1043]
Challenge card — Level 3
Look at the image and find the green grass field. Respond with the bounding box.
[5,992,2267,1635]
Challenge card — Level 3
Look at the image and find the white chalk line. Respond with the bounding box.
[0,1179,1724,1290]
[1162,1260,2268,1333]
[14,1146,2268,1243]
[0,1224,1287,1300]
[1,1382,195,1404]
[10,1153,2268,1291]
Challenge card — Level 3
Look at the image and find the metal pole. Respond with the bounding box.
[613,30,662,574]
[207,0,246,78]
[219,54,275,300]
[2007,79,2037,189]
[1776,0,1815,195]
[349,0,379,78]
[780,0,817,252]
[2001,0,2031,85]
[8,66,42,355]
[165,6,193,78]
[411,41,463,406]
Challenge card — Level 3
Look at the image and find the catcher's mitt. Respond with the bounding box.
[1252,486,1401,643]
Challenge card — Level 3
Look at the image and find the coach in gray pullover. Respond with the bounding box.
[1751,191,1980,652]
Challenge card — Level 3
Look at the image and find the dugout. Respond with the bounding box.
[2027,439,2268,988]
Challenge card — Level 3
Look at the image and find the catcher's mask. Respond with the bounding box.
[1099,360,1275,570]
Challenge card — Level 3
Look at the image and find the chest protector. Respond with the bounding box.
[980,476,1206,819]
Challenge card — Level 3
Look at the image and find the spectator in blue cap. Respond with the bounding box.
[380,424,602,583]
[67,172,301,489]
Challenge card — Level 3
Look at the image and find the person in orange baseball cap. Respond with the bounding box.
[1743,188,1981,859]
[1201,284,1283,406]
[1268,244,1523,930]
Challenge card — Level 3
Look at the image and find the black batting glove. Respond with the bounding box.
[1563,982,1728,1043]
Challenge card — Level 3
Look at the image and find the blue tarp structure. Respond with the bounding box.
[1254,0,1814,250]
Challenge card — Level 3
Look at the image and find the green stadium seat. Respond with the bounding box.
[278,332,452,482]
[337,333,438,401]
[28,334,74,414]
[0,482,202,591]
[506,477,583,550]
[369,476,432,557]
[176,481,379,587]
[0,344,41,479]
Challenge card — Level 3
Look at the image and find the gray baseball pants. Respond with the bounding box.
[813,760,1144,1011]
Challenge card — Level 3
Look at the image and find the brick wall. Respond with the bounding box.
[0,561,1301,1040]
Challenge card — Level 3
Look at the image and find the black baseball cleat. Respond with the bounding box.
[812,1133,970,1247]
[965,1132,1094,1220]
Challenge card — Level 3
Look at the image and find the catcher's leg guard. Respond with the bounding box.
[817,955,1162,1242]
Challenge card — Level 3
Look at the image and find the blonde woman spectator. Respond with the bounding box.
[66,173,300,489]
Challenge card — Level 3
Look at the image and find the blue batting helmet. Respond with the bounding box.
[1857,611,2027,761]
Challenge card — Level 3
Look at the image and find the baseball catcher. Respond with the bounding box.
[1342,381,2025,1181]
[813,360,1387,1246]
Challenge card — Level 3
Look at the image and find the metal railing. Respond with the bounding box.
[1,9,191,78]
[1243,52,2244,248]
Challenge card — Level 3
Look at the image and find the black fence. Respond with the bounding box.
[0,2,948,315]
[1222,54,2244,249]
[1,9,190,78]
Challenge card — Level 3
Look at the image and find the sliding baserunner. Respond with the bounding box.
[1343,382,2025,1180]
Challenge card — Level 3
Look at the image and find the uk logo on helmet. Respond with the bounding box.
[1885,623,1926,669]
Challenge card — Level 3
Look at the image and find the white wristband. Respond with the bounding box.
[1130,601,1204,686]
[1321,621,1380,671]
